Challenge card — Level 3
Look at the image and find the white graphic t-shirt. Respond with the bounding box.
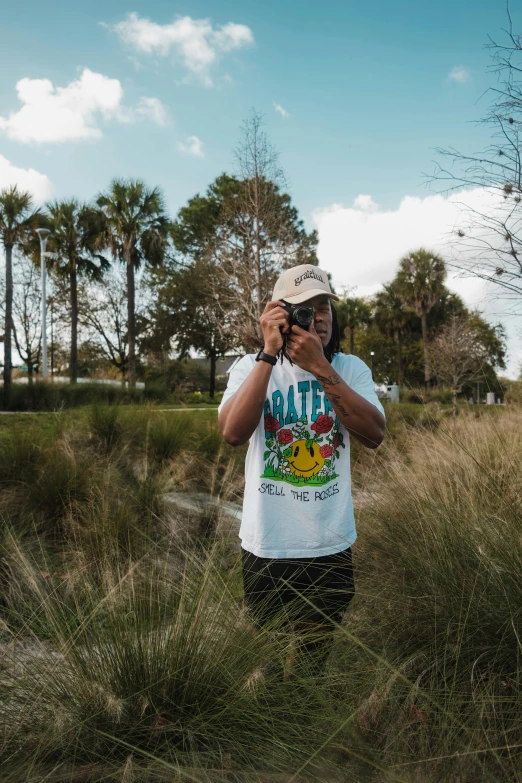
[218,352,385,559]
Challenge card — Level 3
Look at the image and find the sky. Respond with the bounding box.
[1,0,521,377]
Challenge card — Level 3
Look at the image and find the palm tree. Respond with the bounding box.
[0,187,42,405]
[337,296,372,354]
[374,281,409,386]
[44,200,109,383]
[396,248,446,384]
[96,180,171,388]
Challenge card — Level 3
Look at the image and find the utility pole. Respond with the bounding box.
[50,295,54,379]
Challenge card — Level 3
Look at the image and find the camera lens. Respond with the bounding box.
[294,307,314,327]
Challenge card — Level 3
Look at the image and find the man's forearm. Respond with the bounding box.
[219,360,273,446]
[313,359,385,449]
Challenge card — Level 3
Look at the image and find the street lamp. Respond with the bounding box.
[36,228,51,379]
[370,350,375,377]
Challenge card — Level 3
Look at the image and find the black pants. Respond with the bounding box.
[241,546,355,676]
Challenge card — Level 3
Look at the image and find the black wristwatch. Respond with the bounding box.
[256,348,277,366]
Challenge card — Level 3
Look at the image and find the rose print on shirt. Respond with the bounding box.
[311,414,334,435]
[277,429,293,445]
[319,444,333,458]
[264,414,280,432]
[262,410,346,487]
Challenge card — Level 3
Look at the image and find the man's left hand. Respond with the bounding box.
[286,322,326,375]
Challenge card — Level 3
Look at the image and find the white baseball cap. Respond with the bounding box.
[272,264,339,305]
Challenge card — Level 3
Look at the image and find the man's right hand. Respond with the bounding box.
[259,300,290,355]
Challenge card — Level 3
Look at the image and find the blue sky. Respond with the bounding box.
[1,0,521,376]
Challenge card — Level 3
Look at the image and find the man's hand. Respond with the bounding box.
[286,321,325,373]
[259,300,290,355]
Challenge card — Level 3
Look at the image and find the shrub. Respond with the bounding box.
[142,381,171,402]
[26,439,101,533]
[503,379,522,405]
[1,551,336,778]
[0,424,52,487]
[352,412,522,766]
[403,386,457,406]
[146,413,195,465]
[3,381,176,412]
[87,405,123,454]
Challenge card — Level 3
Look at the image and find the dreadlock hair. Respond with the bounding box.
[277,300,341,365]
[324,302,341,363]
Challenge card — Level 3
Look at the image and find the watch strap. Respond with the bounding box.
[256,348,277,366]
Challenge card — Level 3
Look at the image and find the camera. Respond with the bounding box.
[281,301,315,331]
[278,301,315,365]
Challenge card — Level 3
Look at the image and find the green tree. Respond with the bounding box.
[0,186,42,405]
[396,248,446,384]
[79,268,137,385]
[350,324,397,385]
[336,295,372,355]
[374,281,410,385]
[171,174,239,260]
[96,180,171,388]
[430,315,491,416]
[147,257,232,398]
[44,200,109,383]
[172,170,317,351]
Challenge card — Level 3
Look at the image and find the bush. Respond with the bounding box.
[503,379,522,405]
[1,551,337,779]
[2,381,176,412]
[146,413,195,465]
[175,391,223,405]
[88,405,124,454]
[403,386,455,405]
[0,423,53,487]
[349,412,522,775]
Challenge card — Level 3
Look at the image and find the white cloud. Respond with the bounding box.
[313,188,522,378]
[178,135,204,157]
[352,194,378,212]
[0,154,53,202]
[274,102,290,119]
[125,96,169,126]
[0,68,167,144]
[448,66,469,83]
[109,13,254,86]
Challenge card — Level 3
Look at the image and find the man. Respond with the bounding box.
[218,264,385,680]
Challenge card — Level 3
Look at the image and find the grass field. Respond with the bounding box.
[0,402,520,781]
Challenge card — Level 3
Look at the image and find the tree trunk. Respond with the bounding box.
[395,329,403,387]
[349,326,355,355]
[28,362,33,385]
[3,243,13,408]
[254,178,263,321]
[163,344,168,382]
[209,351,216,399]
[70,264,78,384]
[452,389,459,418]
[126,253,136,389]
[421,310,430,384]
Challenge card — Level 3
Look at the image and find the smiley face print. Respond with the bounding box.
[286,439,325,478]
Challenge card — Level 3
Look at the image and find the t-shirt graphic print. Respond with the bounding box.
[218,352,385,559]
[263,406,345,487]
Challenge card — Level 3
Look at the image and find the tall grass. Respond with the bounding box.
[1,406,521,781]
[340,410,522,780]
[0,539,342,782]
